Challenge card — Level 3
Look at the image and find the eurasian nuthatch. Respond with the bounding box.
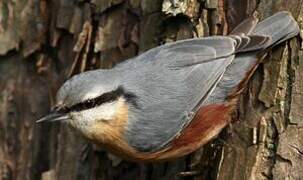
[37,12,299,162]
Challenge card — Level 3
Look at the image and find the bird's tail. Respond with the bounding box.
[252,11,300,47]
[205,11,299,104]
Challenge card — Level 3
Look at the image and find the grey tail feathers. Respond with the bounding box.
[252,11,300,48]
[231,11,300,47]
[206,11,299,104]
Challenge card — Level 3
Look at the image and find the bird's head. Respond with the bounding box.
[37,69,131,137]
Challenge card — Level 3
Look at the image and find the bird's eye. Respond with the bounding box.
[59,86,134,113]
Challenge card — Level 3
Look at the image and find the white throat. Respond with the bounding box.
[69,99,121,133]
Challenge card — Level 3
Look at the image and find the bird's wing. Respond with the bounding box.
[206,11,300,105]
[116,36,235,69]
[122,36,269,153]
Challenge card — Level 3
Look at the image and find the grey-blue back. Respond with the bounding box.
[106,12,299,152]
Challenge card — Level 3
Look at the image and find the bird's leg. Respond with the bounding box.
[178,170,202,177]
[107,153,123,167]
[80,143,91,162]
[176,152,203,177]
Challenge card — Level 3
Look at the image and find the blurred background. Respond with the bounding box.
[0,0,302,179]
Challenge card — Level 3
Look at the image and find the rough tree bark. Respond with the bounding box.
[0,0,302,180]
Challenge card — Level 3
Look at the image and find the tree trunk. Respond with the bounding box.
[0,0,302,180]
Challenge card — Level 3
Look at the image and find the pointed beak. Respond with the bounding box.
[36,111,69,123]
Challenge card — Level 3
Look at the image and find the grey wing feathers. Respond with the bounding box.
[122,11,299,153]
[148,35,269,67]
[124,35,265,152]
[123,38,237,152]
[239,35,271,52]
[115,37,234,69]
[136,36,237,67]
[205,52,258,104]
[233,35,271,53]
[206,11,299,104]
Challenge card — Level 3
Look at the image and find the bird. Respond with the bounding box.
[37,11,299,162]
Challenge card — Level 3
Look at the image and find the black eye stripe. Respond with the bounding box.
[58,86,138,113]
